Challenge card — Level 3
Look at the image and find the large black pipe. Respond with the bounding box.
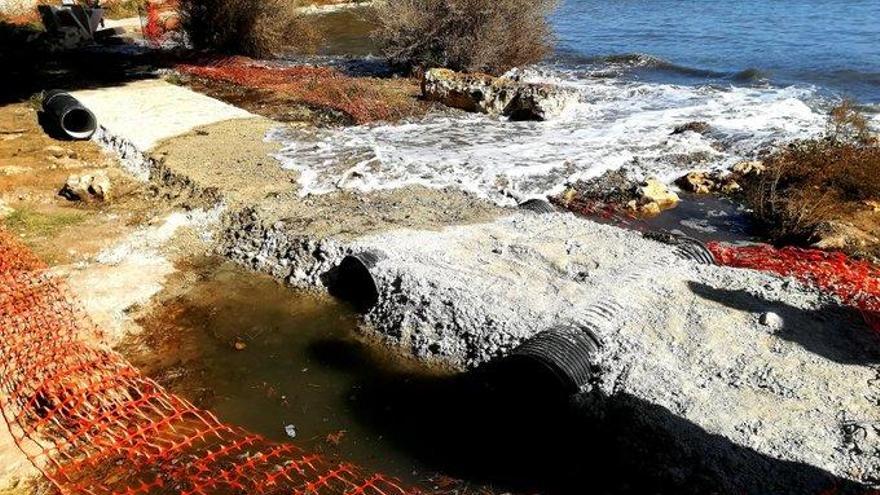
[331,251,385,313]
[501,324,603,396]
[42,90,97,140]
[518,198,557,214]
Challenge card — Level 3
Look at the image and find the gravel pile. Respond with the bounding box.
[348,212,879,493]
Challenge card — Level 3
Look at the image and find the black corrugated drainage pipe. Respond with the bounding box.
[42,90,97,140]
[518,198,557,214]
[331,250,386,313]
[499,325,602,396]
[644,231,716,265]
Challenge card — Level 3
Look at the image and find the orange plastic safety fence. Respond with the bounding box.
[707,242,880,334]
[0,227,417,495]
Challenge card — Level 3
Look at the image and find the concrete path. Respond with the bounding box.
[72,79,253,151]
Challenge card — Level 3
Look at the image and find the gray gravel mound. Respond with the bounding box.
[346,212,879,492]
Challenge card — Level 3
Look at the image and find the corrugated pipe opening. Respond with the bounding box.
[42,90,97,140]
[330,251,384,313]
[518,198,557,214]
[496,325,602,396]
[644,231,717,265]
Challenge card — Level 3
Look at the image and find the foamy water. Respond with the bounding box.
[272,67,831,204]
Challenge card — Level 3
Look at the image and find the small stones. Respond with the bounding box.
[759,311,783,329]
[671,121,711,135]
[0,165,30,176]
[233,340,247,351]
[864,200,880,213]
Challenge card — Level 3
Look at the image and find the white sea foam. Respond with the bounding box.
[272,67,829,204]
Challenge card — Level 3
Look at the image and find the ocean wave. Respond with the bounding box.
[272,67,828,204]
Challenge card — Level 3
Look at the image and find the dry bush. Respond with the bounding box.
[743,136,880,242]
[177,0,319,58]
[101,0,145,20]
[372,0,558,75]
[176,58,428,124]
[829,99,873,144]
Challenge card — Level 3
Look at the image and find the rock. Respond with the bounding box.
[637,200,662,216]
[0,200,14,219]
[759,311,783,329]
[676,171,716,194]
[864,200,880,213]
[812,221,879,251]
[284,424,297,439]
[720,179,741,194]
[505,83,574,121]
[59,170,111,202]
[676,170,742,195]
[44,145,72,159]
[422,68,515,114]
[422,68,573,121]
[638,178,680,209]
[672,121,711,135]
[233,341,247,351]
[732,160,766,177]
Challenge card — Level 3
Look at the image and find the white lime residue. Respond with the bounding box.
[64,208,221,346]
[272,67,828,204]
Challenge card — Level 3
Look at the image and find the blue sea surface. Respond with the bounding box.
[552,0,880,103]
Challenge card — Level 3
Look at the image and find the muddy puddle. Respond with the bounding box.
[123,258,546,494]
[578,192,760,245]
[641,192,759,244]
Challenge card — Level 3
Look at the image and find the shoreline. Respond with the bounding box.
[56,75,880,491]
[1,16,879,494]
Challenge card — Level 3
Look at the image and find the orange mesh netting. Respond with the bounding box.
[0,227,416,495]
[707,242,880,334]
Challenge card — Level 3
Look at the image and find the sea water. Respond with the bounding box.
[277,0,880,204]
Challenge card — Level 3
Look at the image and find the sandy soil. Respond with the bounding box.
[150,116,504,238]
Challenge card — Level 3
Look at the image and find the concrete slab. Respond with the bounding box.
[71,79,253,151]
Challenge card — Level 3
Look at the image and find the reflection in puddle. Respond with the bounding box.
[123,263,446,490]
[123,258,510,493]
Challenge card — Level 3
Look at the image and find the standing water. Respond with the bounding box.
[125,259,586,494]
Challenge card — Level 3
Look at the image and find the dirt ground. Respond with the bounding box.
[150,116,504,239]
[0,103,157,263]
[0,101,215,492]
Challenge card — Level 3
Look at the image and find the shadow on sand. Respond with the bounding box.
[688,281,880,365]
[309,336,871,495]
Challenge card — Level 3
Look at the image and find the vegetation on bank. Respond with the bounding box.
[176,57,429,124]
[176,0,319,57]
[373,0,558,75]
[741,102,880,259]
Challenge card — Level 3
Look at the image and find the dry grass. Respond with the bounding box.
[101,0,146,20]
[372,0,558,75]
[176,0,319,58]
[176,57,429,124]
[742,103,880,246]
